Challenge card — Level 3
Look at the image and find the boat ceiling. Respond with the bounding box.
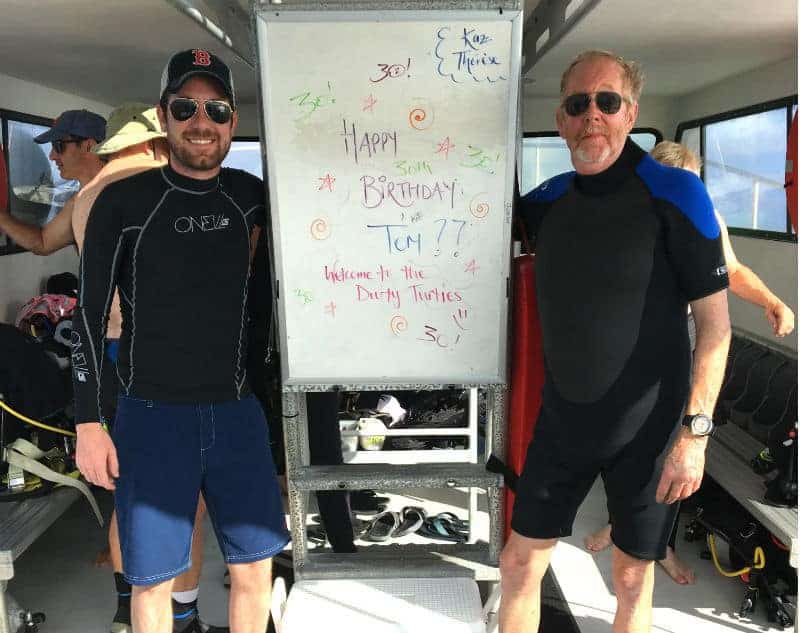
[0,0,256,110]
[0,0,795,110]
[523,0,797,97]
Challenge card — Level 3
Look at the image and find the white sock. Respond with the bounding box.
[172,588,199,604]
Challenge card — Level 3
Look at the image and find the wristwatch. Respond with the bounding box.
[681,413,715,437]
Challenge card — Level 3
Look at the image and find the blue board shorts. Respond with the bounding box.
[112,394,290,585]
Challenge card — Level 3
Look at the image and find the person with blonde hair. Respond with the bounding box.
[651,141,794,337]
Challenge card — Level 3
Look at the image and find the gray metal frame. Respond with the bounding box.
[165,0,255,67]
[255,1,520,10]
[521,0,602,75]
[281,385,507,579]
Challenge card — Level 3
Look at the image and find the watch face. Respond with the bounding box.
[691,415,713,435]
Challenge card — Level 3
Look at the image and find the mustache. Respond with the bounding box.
[182,130,218,141]
[581,126,606,137]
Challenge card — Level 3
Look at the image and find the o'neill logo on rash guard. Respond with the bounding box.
[70,331,90,383]
[174,214,230,233]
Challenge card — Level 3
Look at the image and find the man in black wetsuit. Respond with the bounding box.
[499,50,731,633]
[72,49,288,633]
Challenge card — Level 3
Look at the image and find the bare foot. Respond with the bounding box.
[658,547,695,585]
[584,524,613,553]
[93,545,111,568]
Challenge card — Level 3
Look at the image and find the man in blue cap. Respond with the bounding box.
[0,109,105,254]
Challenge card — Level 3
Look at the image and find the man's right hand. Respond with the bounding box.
[76,423,119,490]
[766,299,795,337]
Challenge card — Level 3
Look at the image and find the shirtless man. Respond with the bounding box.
[0,109,105,253]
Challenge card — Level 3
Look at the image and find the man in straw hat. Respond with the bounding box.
[73,103,168,357]
[73,103,224,633]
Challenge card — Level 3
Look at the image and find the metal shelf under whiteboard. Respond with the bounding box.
[341,414,478,464]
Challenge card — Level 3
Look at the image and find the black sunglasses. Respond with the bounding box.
[169,97,233,125]
[51,138,84,153]
[562,91,626,117]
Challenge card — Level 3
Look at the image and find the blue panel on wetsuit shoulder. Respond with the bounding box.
[522,171,575,204]
[635,154,720,239]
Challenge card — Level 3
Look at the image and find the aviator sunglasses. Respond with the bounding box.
[51,138,84,153]
[169,97,233,125]
[562,91,626,117]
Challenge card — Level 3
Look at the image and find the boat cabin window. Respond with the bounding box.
[520,128,662,196]
[1,109,78,255]
[676,97,798,241]
[222,138,262,178]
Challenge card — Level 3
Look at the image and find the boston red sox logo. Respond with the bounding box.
[192,49,211,66]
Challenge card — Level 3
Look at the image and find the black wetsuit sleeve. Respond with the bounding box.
[660,180,729,301]
[71,187,125,425]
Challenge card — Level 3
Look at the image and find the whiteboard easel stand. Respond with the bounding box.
[254,0,522,609]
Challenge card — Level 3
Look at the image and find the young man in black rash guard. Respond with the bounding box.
[499,50,731,633]
[71,49,289,633]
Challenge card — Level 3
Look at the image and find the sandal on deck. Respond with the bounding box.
[362,510,399,542]
[393,506,426,538]
[417,515,468,543]
[433,511,469,531]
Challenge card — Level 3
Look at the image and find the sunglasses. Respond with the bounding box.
[562,91,626,117]
[169,97,233,125]
[51,138,84,154]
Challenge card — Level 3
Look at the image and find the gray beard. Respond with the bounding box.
[575,145,611,165]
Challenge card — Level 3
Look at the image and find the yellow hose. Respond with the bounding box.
[0,399,76,438]
[707,533,765,578]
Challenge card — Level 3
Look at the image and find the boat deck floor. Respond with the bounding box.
[5,479,787,632]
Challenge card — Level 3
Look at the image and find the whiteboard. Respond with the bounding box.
[256,9,521,387]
